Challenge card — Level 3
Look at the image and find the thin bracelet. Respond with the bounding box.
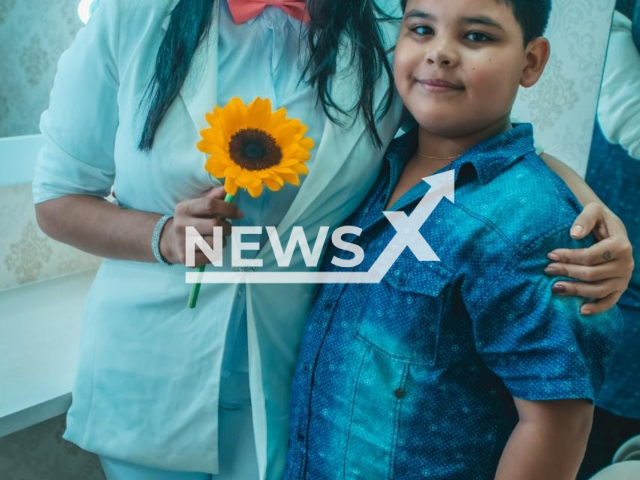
[152,214,173,266]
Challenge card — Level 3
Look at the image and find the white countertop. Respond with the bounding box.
[0,134,44,188]
[0,269,97,438]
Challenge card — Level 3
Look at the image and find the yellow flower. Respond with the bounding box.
[197,97,314,198]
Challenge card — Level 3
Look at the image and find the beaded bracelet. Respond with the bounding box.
[152,214,173,266]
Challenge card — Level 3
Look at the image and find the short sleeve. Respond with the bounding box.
[32,0,121,204]
[469,225,623,402]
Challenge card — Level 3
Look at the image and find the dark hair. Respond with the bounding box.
[138,0,398,151]
[615,0,636,19]
[634,0,640,52]
[400,0,552,45]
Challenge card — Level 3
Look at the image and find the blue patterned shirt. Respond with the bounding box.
[285,124,622,480]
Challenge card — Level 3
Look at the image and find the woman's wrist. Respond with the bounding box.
[153,215,175,265]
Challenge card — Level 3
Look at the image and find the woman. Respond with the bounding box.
[32,1,633,479]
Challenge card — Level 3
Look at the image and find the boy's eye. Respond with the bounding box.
[465,32,493,43]
[411,25,434,36]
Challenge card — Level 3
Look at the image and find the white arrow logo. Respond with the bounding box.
[186,170,455,284]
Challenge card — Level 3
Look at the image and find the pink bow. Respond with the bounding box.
[228,0,310,24]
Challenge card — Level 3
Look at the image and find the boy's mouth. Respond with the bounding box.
[418,78,465,93]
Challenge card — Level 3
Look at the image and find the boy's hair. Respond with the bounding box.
[400,0,553,45]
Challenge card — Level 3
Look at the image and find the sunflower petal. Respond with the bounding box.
[263,178,283,191]
[280,172,300,185]
[290,163,309,175]
[205,158,228,178]
[224,164,242,178]
[248,184,264,198]
[224,97,248,134]
[225,177,239,196]
[237,171,257,185]
[196,140,213,153]
[299,137,315,151]
[246,98,272,129]
[269,108,288,129]
[274,120,302,144]
[281,145,311,161]
[271,167,296,175]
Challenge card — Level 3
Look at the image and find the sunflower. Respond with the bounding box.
[197,97,314,198]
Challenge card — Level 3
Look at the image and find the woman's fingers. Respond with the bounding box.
[551,278,625,302]
[177,188,244,220]
[545,204,633,315]
[172,232,228,266]
[544,261,624,283]
[548,236,631,267]
[174,216,233,238]
[568,203,608,240]
[580,293,621,316]
[192,242,227,267]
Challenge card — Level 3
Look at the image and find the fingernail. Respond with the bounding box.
[548,253,560,261]
[581,307,592,315]
[571,225,584,238]
[552,284,567,295]
[544,267,558,275]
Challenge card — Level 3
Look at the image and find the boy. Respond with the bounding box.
[284,0,622,479]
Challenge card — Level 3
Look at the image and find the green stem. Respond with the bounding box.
[187,193,235,309]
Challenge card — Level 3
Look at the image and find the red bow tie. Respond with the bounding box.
[228,0,310,24]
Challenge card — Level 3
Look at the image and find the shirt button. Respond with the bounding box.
[394,388,405,399]
[323,301,333,312]
[302,364,310,373]
[297,432,305,442]
[397,276,407,286]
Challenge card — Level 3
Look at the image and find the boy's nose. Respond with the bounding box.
[425,44,459,67]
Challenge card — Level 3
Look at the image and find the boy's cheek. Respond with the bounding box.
[393,49,417,95]
[465,66,510,100]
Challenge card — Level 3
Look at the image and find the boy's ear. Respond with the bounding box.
[520,37,551,88]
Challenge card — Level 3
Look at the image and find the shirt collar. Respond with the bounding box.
[386,123,537,186]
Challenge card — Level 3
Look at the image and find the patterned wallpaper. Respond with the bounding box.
[0,0,101,289]
[0,0,83,137]
[0,183,102,290]
[512,0,616,177]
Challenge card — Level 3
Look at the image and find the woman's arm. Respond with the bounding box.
[494,399,593,480]
[540,153,634,315]
[540,153,601,207]
[35,187,242,266]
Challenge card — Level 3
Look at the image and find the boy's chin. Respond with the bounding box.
[413,117,473,138]
[413,114,508,139]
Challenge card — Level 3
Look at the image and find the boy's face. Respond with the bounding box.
[394,0,548,138]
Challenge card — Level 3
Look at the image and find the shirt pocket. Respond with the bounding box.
[355,263,451,366]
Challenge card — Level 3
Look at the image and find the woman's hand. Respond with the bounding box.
[545,203,634,315]
[160,187,244,266]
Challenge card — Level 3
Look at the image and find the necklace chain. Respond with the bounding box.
[416,152,461,161]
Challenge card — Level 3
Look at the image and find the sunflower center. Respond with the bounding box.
[229,128,282,171]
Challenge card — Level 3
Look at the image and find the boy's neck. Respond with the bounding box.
[416,116,513,168]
